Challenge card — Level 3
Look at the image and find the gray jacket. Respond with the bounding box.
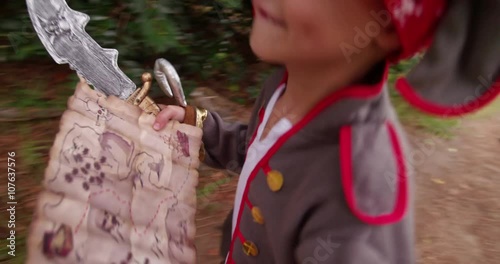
[201,65,415,264]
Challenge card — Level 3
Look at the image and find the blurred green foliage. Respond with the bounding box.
[0,0,462,136]
[0,0,254,89]
[0,0,424,101]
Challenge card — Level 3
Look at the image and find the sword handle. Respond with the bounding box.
[126,73,161,115]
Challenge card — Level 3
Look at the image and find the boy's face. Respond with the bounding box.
[250,0,391,65]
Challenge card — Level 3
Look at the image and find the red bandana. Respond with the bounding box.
[383,0,447,61]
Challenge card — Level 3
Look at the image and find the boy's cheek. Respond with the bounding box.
[249,27,286,63]
[284,7,352,51]
[250,18,286,47]
[288,24,351,60]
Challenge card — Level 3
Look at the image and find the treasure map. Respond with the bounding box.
[27,84,202,264]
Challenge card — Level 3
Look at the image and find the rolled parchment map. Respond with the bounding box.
[27,84,202,264]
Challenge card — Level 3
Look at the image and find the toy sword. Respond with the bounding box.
[26,2,203,264]
[26,0,187,114]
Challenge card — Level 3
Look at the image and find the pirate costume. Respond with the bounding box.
[183,0,500,263]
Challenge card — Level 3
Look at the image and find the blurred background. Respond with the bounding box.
[0,0,499,263]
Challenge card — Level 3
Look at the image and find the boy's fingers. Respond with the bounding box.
[78,74,86,84]
[76,80,91,90]
[153,108,174,130]
[76,74,93,90]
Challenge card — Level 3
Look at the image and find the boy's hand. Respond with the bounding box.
[75,76,185,131]
[153,105,186,131]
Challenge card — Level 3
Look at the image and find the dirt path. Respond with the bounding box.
[192,91,500,263]
[412,113,500,264]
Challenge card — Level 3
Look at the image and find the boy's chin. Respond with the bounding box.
[250,38,286,65]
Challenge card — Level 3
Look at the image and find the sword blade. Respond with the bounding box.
[26,0,136,99]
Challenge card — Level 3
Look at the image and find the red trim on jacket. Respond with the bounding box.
[236,231,246,242]
[339,122,408,225]
[227,63,389,262]
[396,77,500,117]
[247,76,287,152]
[262,163,271,174]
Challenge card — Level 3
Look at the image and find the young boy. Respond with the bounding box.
[153,0,500,263]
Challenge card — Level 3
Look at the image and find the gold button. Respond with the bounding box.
[242,241,259,256]
[251,206,264,224]
[267,170,284,192]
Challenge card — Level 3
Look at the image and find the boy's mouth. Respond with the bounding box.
[255,6,286,28]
